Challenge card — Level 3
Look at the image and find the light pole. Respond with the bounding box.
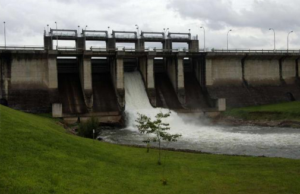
[287,31,293,51]
[108,26,110,38]
[78,25,80,36]
[85,25,88,30]
[269,28,276,51]
[3,21,6,47]
[55,21,58,49]
[200,26,205,51]
[47,24,49,33]
[135,24,139,39]
[227,29,232,50]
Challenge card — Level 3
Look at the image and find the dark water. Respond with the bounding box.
[100,125,300,159]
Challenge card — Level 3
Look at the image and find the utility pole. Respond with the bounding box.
[55,21,58,50]
[227,29,232,51]
[3,21,6,47]
[269,28,276,51]
[200,26,205,51]
[287,31,293,51]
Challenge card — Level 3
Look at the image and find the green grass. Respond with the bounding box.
[0,105,300,194]
[224,101,300,121]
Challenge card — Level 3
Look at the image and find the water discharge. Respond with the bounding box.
[102,71,300,159]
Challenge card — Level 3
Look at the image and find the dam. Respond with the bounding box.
[0,28,300,123]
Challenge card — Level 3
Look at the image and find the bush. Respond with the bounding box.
[77,117,100,138]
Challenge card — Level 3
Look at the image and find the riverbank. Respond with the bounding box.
[214,101,300,128]
[1,105,300,193]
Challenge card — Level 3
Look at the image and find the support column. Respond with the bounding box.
[147,53,156,106]
[47,54,59,111]
[80,56,93,110]
[166,54,185,105]
[205,58,213,86]
[177,55,185,104]
[44,36,53,50]
[77,37,85,51]
[189,40,199,52]
[116,55,125,107]
[107,38,116,51]
[47,55,58,89]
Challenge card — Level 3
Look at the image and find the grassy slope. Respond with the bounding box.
[224,101,300,121]
[0,105,300,194]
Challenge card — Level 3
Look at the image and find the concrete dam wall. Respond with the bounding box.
[0,29,299,122]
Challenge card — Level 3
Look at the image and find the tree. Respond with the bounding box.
[135,111,181,165]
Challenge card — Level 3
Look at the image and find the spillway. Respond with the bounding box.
[107,71,300,159]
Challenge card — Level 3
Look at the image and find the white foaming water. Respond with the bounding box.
[123,71,300,158]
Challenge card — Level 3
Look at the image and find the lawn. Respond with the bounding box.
[223,101,300,121]
[0,105,300,194]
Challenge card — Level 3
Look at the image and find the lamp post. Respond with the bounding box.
[3,21,6,47]
[47,24,49,33]
[55,21,58,49]
[85,25,88,30]
[269,28,276,51]
[287,31,293,51]
[107,26,110,38]
[227,29,232,50]
[135,24,139,39]
[200,26,205,51]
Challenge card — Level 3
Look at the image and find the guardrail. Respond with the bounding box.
[0,46,45,50]
[2,46,300,55]
[211,49,300,53]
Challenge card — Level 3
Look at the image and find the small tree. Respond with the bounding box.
[136,111,181,165]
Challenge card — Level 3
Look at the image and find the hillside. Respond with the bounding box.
[0,105,300,194]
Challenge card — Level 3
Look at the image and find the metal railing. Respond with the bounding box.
[1,45,300,55]
[56,46,77,51]
[0,46,44,50]
[211,49,300,54]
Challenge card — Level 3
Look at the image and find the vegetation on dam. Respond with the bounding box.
[223,101,300,123]
[1,105,300,194]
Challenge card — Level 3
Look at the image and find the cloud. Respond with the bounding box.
[168,0,300,31]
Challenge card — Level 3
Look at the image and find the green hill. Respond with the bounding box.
[0,105,300,194]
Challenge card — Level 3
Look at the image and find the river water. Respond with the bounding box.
[101,72,300,159]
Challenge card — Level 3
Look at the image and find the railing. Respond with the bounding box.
[114,35,136,39]
[49,32,77,37]
[211,49,300,54]
[56,46,77,51]
[84,34,107,38]
[0,46,44,50]
[1,45,300,55]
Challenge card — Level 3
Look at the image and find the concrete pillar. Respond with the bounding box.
[44,36,53,50]
[217,98,226,111]
[205,58,213,86]
[52,103,62,117]
[189,40,199,52]
[177,56,185,104]
[139,57,147,81]
[76,37,85,51]
[147,54,156,106]
[282,57,297,84]
[107,38,116,51]
[116,56,125,107]
[80,56,93,110]
[166,55,185,104]
[138,39,145,51]
[166,57,177,90]
[165,40,172,50]
[0,53,11,100]
[47,55,58,89]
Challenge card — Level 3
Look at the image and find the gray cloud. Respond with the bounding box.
[169,0,300,31]
[0,0,299,49]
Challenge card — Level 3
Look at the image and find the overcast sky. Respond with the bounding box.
[0,0,299,50]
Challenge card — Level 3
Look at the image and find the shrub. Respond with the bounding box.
[77,117,100,138]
